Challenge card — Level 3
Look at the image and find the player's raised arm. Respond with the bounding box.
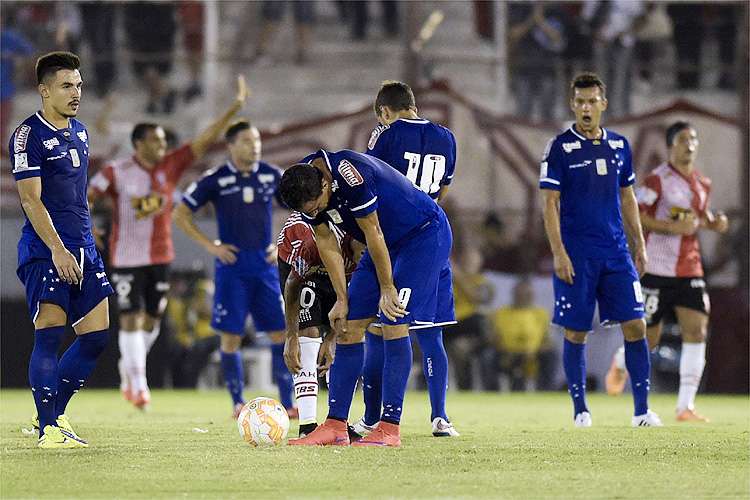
[354,211,406,322]
[190,75,249,159]
[17,177,82,284]
[541,189,574,284]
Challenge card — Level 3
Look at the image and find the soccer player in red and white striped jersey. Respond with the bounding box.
[88,76,249,408]
[606,122,729,422]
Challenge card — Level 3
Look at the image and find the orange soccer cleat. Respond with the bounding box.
[132,390,151,410]
[351,421,401,447]
[676,408,710,423]
[287,418,350,446]
[605,357,628,396]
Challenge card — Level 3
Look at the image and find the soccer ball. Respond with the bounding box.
[236,397,289,446]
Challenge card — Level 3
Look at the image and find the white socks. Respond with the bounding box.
[119,330,148,393]
[614,346,626,371]
[294,336,322,425]
[143,323,161,353]
[677,342,706,412]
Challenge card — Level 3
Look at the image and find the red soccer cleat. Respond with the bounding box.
[286,407,299,420]
[287,418,350,446]
[351,421,401,447]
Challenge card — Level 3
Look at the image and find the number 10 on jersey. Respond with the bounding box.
[403,152,446,195]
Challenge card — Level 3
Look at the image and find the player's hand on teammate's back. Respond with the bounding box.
[52,245,83,285]
[379,285,407,322]
[317,336,336,376]
[283,336,302,375]
[553,251,575,285]
[207,242,239,264]
[328,299,348,336]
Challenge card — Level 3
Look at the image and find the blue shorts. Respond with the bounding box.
[552,254,645,332]
[211,254,286,335]
[17,246,114,327]
[348,211,453,328]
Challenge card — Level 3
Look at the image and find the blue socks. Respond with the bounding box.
[381,336,412,425]
[271,343,294,409]
[220,350,244,405]
[416,328,449,421]
[563,338,589,417]
[327,343,364,421]
[362,331,384,426]
[624,338,651,416]
[29,326,65,436]
[56,330,109,417]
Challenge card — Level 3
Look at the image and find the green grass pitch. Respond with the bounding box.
[1,389,748,499]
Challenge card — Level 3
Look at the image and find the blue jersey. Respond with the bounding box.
[539,126,635,259]
[366,118,457,199]
[182,160,282,251]
[10,112,95,263]
[300,149,441,246]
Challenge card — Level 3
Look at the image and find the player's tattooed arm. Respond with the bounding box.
[314,223,349,336]
[190,75,249,159]
[620,186,648,275]
[355,211,407,322]
[542,189,574,284]
[173,203,238,264]
[16,177,82,284]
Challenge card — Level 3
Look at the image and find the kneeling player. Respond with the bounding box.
[277,211,360,437]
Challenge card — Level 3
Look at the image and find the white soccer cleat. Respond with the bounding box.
[432,417,460,437]
[574,411,592,428]
[350,418,376,438]
[632,410,664,427]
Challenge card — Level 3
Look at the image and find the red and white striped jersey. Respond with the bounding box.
[90,145,194,268]
[637,162,711,277]
[277,211,357,280]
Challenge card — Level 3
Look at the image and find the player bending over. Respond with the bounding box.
[277,212,360,437]
[354,80,458,438]
[280,149,452,447]
[174,119,296,419]
[89,76,248,409]
[11,52,114,448]
[605,121,729,422]
[540,72,662,427]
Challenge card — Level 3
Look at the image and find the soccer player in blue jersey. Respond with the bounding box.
[280,148,453,447]
[540,72,662,427]
[10,52,114,448]
[173,120,295,419]
[355,80,459,438]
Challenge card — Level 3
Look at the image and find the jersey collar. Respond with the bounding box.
[398,117,429,124]
[666,162,696,183]
[35,111,69,132]
[227,160,259,175]
[569,125,607,141]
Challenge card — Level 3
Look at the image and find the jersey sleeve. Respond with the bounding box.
[443,130,458,186]
[278,221,319,279]
[538,138,563,190]
[165,144,196,183]
[636,173,661,217]
[182,171,215,211]
[10,124,43,181]
[366,124,390,159]
[618,139,636,187]
[339,159,378,218]
[89,164,116,197]
[272,167,286,207]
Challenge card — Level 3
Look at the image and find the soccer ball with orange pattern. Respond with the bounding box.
[236,397,290,446]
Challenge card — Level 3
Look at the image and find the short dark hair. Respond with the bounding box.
[665,121,693,148]
[225,120,252,143]
[374,80,416,116]
[279,164,324,211]
[570,72,606,98]
[36,51,80,85]
[131,123,160,147]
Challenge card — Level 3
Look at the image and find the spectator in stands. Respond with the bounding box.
[443,247,494,390]
[179,1,204,102]
[583,0,645,117]
[165,274,219,388]
[666,3,703,90]
[479,212,525,273]
[507,1,567,121]
[124,1,178,114]
[633,2,673,90]
[78,2,117,98]
[253,1,315,65]
[0,8,33,154]
[481,277,550,391]
[345,1,400,41]
[710,3,741,90]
